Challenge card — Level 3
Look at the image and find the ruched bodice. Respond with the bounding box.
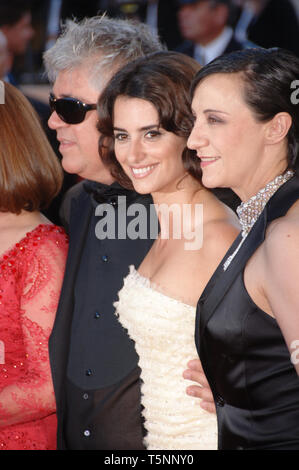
[114,265,217,450]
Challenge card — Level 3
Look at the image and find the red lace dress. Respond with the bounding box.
[0,224,68,450]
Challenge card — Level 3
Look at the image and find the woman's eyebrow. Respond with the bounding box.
[113,124,159,132]
[203,109,230,115]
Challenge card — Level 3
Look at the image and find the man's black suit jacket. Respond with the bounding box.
[246,0,299,56]
[49,183,93,448]
[49,181,155,449]
[133,0,183,50]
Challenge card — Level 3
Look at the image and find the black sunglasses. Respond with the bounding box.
[49,93,97,124]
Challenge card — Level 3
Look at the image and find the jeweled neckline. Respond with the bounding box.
[236,170,294,236]
[223,169,294,271]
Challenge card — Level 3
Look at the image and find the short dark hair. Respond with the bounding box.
[0,81,63,214]
[97,50,201,189]
[0,0,32,27]
[191,47,299,174]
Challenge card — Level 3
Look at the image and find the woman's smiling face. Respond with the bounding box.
[113,95,187,196]
[187,73,268,197]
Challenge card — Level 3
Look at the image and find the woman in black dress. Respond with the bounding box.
[187,47,299,450]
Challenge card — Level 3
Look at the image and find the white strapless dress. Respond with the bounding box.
[114,265,217,450]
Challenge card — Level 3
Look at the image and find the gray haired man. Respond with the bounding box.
[44,15,163,450]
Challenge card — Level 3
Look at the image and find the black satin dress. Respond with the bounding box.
[196,176,299,450]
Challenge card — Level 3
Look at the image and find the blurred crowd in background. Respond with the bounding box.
[1,0,299,86]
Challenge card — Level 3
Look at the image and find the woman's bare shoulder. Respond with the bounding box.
[264,205,299,261]
[200,191,240,248]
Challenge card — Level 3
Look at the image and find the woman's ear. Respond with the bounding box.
[265,112,292,145]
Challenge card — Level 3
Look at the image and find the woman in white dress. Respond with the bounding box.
[97,51,240,450]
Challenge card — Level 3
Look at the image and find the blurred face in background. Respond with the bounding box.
[1,12,34,56]
[177,0,228,45]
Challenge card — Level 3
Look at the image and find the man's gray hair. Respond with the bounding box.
[43,15,164,88]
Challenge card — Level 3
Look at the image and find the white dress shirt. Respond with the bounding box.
[194,26,234,65]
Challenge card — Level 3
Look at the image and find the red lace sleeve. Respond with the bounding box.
[0,225,68,428]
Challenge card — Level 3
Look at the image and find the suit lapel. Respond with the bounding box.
[66,195,93,284]
[196,212,267,349]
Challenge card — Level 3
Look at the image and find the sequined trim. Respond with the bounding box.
[236,170,294,236]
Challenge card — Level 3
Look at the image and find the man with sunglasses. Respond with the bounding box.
[43,15,159,451]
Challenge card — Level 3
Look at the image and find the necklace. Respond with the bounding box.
[236,169,294,236]
[223,169,294,271]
